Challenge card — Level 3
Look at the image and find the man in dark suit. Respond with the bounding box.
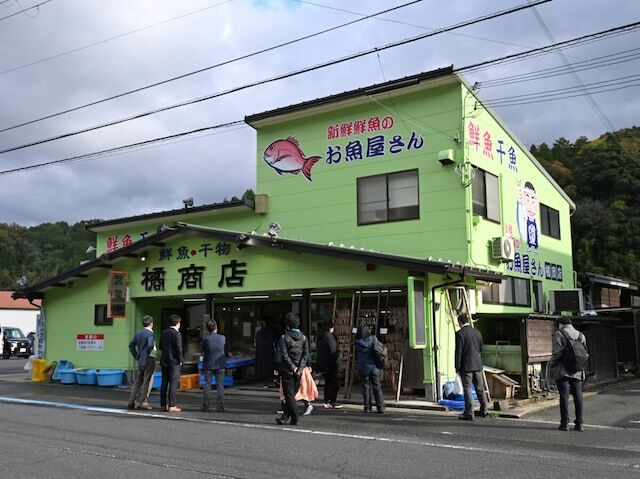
[317,320,342,409]
[201,319,226,412]
[159,314,183,413]
[127,315,156,410]
[455,313,488,420]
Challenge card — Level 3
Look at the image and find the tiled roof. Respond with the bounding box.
[0,291,40,309]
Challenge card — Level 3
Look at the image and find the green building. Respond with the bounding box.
[15,67,576,400]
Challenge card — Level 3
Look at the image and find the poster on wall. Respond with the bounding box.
[76,334,104,351]
[108,271,128,318]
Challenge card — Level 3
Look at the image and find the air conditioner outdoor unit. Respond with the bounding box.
[491,237,515,262]
[548,289,585,314]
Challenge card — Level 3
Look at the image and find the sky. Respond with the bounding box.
[0,0,638,226]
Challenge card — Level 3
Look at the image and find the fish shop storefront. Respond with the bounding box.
[15,222,499,398]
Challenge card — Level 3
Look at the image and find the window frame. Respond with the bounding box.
[357,169,420,226]
[472,167,501,223]
[94,304,113,326]
[481,276,531,307]
[540,203,561,239]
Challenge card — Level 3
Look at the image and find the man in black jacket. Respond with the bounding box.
[159,314,183,413]
[455,313,488,420]
[276,312,309,426]
[317,320,342,409]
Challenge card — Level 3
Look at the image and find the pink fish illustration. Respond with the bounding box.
[263,137,320,181]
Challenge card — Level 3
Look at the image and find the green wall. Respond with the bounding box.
[42,269,135,369]
[460,84,575,311]
[253,82,468,261]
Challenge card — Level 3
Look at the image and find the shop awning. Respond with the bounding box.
[12,223,503,300]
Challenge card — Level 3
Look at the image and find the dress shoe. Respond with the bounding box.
[127,402,135,410]
[573,424,584,432]
[168,406,182,413]
[476,412,489,418]
[137,403,152,410]
[558,424,569,431]
[217,406,225,412]
[458,415,474,421]
[201,406,210,412]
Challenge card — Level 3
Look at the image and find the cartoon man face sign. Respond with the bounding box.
[517,180,539,252]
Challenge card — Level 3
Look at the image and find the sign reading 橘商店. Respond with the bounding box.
[107,271,128,318]
[76,334,104,351]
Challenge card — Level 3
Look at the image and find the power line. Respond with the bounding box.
[478,48,640,88]
[0,0,551,154]
[0,120,245,176]
[457,21,640,74]
[5,20,640,177]
[0,0,426,134]
[0,0,232,76]
[0,0,50,21]
[528,3,638,165]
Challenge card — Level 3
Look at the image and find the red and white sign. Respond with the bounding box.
[76,334,104,351]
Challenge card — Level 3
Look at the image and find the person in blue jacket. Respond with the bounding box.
[355,324,385,413]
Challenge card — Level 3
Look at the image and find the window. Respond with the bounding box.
[357,170,419,225]
[94,304,113,326]
[533,280,544,312]
[540,204,561,239]
[481,277,531,307]
[472,168,500,222]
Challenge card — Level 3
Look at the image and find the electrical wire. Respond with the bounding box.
[478,48,640,88]
[0,0,426,134]
[0,0,551,154]
[0,0,50,21]
[0,0,232,77]
[0,120,246,176]
[3,19,640,177]
[528,3,637,164]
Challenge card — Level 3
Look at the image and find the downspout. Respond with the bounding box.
[28,298,43,359]
[431,276,463,401]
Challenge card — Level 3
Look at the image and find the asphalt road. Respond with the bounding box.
[1,370,639,478]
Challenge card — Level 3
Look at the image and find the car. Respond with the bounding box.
[2,327,32,358]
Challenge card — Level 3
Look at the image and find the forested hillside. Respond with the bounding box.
[530,125,640,284]
[0,221,96,290]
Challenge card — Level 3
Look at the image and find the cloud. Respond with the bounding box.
[0,0,638,225]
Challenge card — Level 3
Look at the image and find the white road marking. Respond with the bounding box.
[0,395,638,469]
[625,390,640,393]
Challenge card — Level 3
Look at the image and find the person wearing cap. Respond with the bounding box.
[317,320,342,409]
[455,313,488,420]
[549,317,587,431]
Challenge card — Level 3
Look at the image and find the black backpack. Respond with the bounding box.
[372,336,388,370]
[561,329,589,374]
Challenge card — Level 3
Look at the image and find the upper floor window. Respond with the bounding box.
[472,168,500,223]
[540,204,561,239]
[357,170,419,225]
[481,276,531,307]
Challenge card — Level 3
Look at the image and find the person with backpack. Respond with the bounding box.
[355,324,385,413]
[549,317,588,431]
[275,312,309,426]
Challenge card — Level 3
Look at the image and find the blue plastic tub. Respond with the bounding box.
[59,369,77,384]
[152,371,162,389]
[52,359,74,381]
[96,369,124,387]
[199,374,233,387]
[75,369,97,385]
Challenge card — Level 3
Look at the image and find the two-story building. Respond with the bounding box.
[14,66,577,400]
